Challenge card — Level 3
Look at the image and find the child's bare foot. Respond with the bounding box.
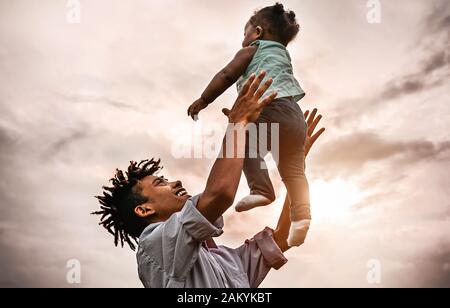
[235,194,272,212]
[287,219,311,247]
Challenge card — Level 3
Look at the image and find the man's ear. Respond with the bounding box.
[256,26,264,38]
[134,203,156,219]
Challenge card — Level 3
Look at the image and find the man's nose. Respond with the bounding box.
[171,180,182,188]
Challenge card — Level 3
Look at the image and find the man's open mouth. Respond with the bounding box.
[174,188,188,197]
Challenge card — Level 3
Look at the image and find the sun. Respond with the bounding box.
[309,178,366,223]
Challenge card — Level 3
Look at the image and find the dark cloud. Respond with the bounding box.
[0,140,11,249]
[313,132,450,176]
[423,50,448,75]
[0,125,14,151]
[441,15,450,29]
[399,140,450,165]
[397,248,450,288]
[423,0,450,33]
[0,126,26,287]
[329,2,450,128]
[380,1,450,100]
[0,125,17,213]
[50,131,87,153]
[0,124,141,287]
[381,79,426,101]
[42,130,88,159]
[58,93,147,113]
[380,49,449,101]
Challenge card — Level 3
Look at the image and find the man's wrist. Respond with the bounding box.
[228,118,248,126]
[273,228,289,252]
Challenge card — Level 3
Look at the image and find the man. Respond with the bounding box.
[93,72,325,288]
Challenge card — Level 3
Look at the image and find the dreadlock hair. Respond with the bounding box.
[92,158,162,251]
[250,2,300,46]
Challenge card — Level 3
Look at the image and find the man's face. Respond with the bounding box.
[134,175,191,223]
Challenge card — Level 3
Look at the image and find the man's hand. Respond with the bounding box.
[304,108,326,157]
[197,71,278,223]
[187,98,209,121]
[222,71,277,125]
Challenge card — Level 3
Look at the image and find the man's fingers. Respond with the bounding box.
[247,71,266,96]
[254,78,273,100]
[191,109,198,121]
[222,108,231,117]
[307,108,318,127]
[239,73,256,97]
[308,114,322,136]
[304,110,310,120]
[310,127,325,145]
[259,91,278,109]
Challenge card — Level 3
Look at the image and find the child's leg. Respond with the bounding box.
[275,100,311,246]
[279,148,311,247]
[235,124,276,212]
[235,154,276,212]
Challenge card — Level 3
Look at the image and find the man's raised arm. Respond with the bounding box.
[196,71,278,223]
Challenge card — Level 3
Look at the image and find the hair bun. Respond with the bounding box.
[272,2,285,15]
[287,10,296,22]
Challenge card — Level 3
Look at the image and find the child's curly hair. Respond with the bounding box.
[250,2,300,46]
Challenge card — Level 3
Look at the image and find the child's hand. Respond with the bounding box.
[187,98,209,121]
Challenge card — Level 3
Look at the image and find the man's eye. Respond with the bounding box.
[157,178,167,185]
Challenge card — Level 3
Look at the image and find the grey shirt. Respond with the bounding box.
[137,195,288,288]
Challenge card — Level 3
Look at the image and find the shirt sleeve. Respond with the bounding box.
[236,227,288,288]
[137,194,223,287]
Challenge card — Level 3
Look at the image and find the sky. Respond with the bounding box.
[0,0,449,287]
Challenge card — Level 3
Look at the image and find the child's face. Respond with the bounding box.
[242,21,260,47]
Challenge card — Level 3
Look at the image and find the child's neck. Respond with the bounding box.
[256,37,286,47]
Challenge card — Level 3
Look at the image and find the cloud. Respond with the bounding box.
[57,93,147,113]
[42,130,89,159]
[411,250,450,287]
[312,132,450,178]
[423,50,449,75]
[0,126,13,158]
[383,0,450,99]
[0,126,32,287]
[423,0,450,33]
[380,48,449,101]
[328,1,450,129]
[0,127,14,223]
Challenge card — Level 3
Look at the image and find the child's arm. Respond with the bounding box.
[187,45,257,120]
